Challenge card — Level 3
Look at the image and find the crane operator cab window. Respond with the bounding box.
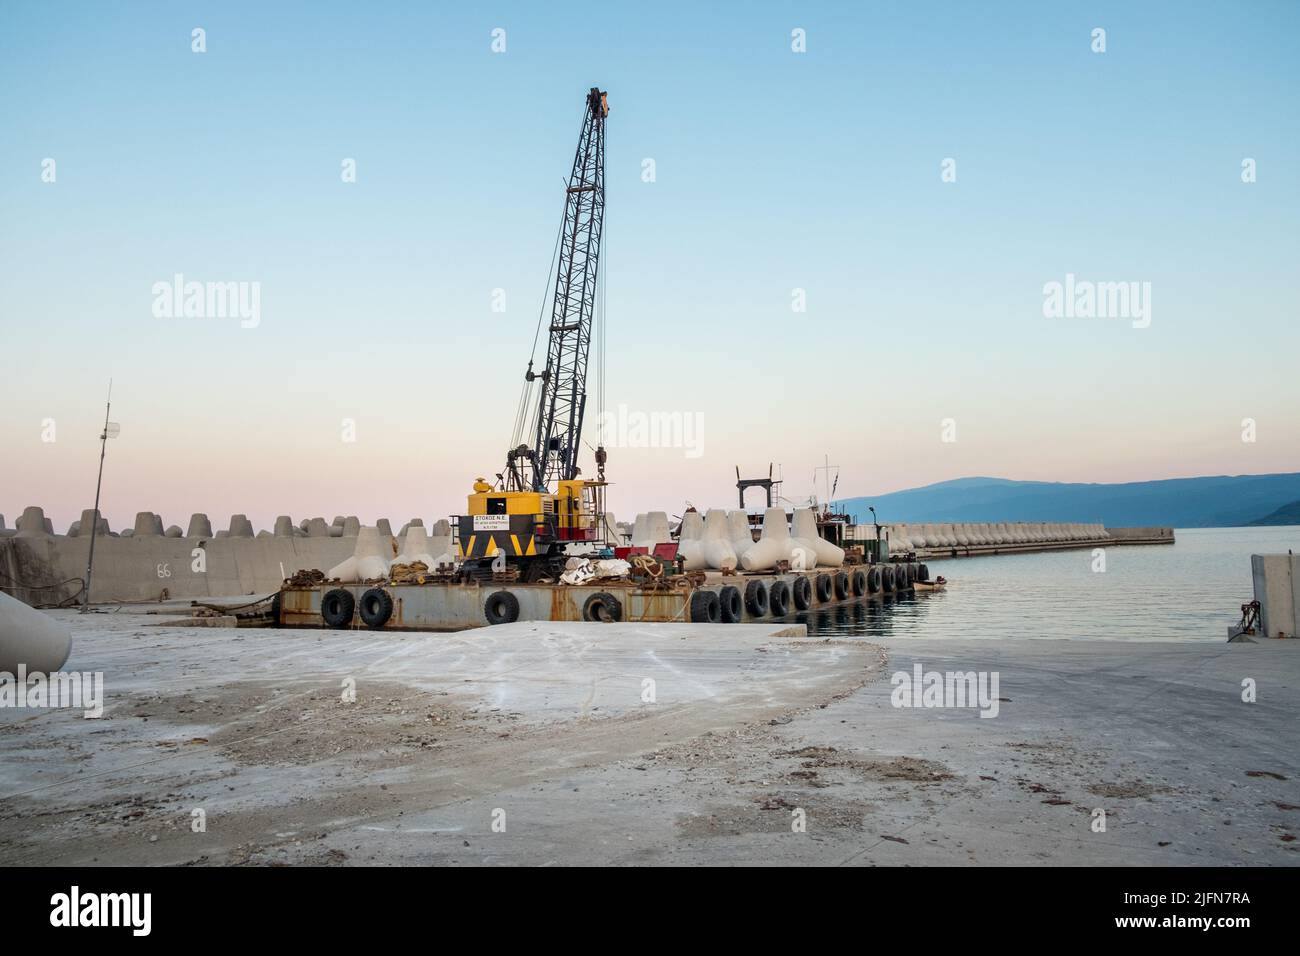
[486,497,508,515]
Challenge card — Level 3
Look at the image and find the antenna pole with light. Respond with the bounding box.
[82,381,118,613]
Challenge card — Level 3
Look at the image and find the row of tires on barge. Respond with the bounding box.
[684,562,929,625]
[301,561,929,630]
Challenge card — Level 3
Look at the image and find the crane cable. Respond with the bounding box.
[510,188,568,454]
[511,105,590,462]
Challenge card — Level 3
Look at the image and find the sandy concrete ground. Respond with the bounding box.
[1,607,1297,865]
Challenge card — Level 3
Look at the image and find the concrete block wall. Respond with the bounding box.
[1252,554,1299,639]
[0,508,446,605]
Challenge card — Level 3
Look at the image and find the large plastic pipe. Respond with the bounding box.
[0,591,72,674]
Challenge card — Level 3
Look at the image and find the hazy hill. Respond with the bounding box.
[837,473,1300,528]
[1246,500,1300,526]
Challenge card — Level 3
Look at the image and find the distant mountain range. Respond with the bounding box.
[1247,500,1300,526]
[837,473,1300,528]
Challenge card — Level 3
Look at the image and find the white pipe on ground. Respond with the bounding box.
[0,591,71,674]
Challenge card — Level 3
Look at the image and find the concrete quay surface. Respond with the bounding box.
[1,609,1296,866]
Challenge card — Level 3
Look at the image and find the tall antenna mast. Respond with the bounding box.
[81,381,119,612]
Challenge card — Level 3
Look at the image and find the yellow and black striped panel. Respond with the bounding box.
[457,515,540,559]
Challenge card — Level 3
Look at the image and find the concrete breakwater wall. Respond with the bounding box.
[876,522,1174,558]
[0,507,434,606]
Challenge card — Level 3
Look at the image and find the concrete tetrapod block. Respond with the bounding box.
[0,514,5,531]
[327,526,392,582]
[792,507,844,568]
[741,507,793,572]
[17,506,51,538]
[227,514,254,538]
[354,526,391,579]
[67,510,94,538]
[701,509,737,571]
[632,512,668,550]
[305,517,331,538]
[375,518,393,538]
[908,524,928,549]
[630,513,647,547]
[273,516,295,537]
[431,519,451,537]
[165,525,183,538]
[646,512,669,547]
[342,516,361,537]
[676,511,707,571]
[130,512,159,537]
[727,511,755,562]
[0,591,72,674]
[395,525,437,567]
[186,514,213,538]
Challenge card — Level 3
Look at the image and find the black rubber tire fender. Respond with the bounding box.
[791,575,813,611]
[833,571,850,600]
[321,588,355,629]
[358,588,394,629]
[917,563,930,583]
[718,585,743,623]
[768,579,791,618]
[814,573,833,603]
[484,590,521,625]
[868,567,882,593]
[269,591,283,627]
[882,566,896,591]
[582,591,623,622]
[850,569,867,596]
[689,589,721,624]
[744,579,769,617]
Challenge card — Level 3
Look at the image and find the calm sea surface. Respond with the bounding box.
[798,527,1300,642]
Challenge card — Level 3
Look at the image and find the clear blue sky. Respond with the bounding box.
[1,1,1297,531]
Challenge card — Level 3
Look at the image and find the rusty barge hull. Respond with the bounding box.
[277,564,936,632]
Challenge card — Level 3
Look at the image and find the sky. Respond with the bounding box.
[1,1,1298,533]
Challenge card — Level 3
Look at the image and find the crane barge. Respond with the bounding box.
[273,85,929,632]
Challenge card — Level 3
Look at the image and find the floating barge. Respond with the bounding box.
[275,562,937,632]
